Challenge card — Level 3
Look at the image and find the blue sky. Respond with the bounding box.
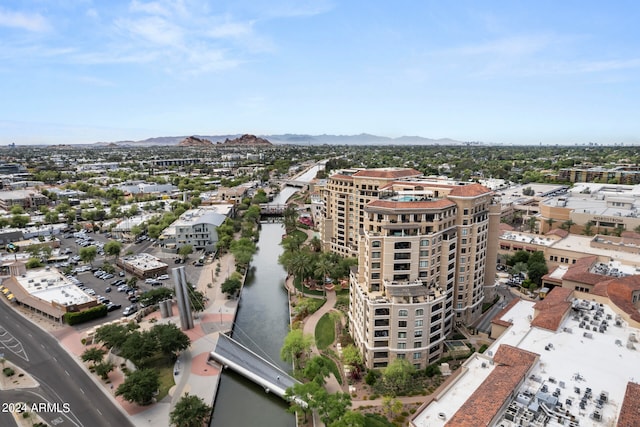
[1,1,640,145]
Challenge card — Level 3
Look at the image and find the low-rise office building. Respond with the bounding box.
[539,183,640,234]
[159,204,233,252]
[0,262,98,322]
[116,253,168,279]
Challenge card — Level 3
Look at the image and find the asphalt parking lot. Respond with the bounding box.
[57,232,179,331]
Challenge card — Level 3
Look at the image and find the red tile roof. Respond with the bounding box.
[448,183,492,197]
[445,345,539,427]
[329,174,354,181]
[366,199,456,210]
[562,256,604,285]
[618,382,640,427]
[591,275,640,324]
[545,228,569,238]
[531,287,573,331]
[499,222,515,232]
[352,168,422,179]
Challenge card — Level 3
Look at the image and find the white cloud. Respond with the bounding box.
[208,21,253,39]
[116,16,184,46]
[0,8,50,32]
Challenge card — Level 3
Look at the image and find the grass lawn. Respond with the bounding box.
[315,313,335,350]
[289,229,308,242]
[143,353,175,401]
[156,365,175,401]
[364,413,395,427]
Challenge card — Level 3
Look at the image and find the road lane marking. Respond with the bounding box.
[65,370,70,376]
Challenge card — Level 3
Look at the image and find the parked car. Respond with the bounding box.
[157,274,169,280]
[106,303,122,312]
[105,287,112,293]
[122,305,138,316]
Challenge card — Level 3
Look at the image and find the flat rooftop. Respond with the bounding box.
[14,268,94,307]
[120,253,167,270]
[413,299,640,427]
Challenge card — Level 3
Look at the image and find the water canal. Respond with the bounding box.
[210,165,320,426]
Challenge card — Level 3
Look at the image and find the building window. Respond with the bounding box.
[414,341,422,348]
[413,352,422,360]
[372,240,381,247]
[398,332,407,339]
[372,252,380,259]
[414,330,423,337]
[415,308,424,316]
[415,319,423,327]
[371,273,380,279]
[398,321,407,327]
[397,353,406,359]
[372,262,380,269]
[420,250,429,257]
[398,309,408,317]
[419,260,428,268]
[420,239,429,246]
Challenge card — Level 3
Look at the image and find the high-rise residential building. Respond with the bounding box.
[320,168,500,368]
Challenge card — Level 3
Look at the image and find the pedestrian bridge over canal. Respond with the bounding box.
[208,333,303,403]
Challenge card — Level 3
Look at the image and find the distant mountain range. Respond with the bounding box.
[98,133,478,147]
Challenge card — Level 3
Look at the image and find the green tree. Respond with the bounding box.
[342,345,362,368]
[283,205,298,234]
[10,205,24,215]
[169,393,212,427]
[280,328,313,366]
[302,355,332,385]
[315,390,352,425]
[11,214,29,228]
[81,347,106,367]
[94,360,115,380]
[25,258,44,269]
[328,411,365,427]
[382,396,403,418]
[94,322,138,350]
[120,331,158,366]
[140,287,174,306]
[178,244,193,260]
[116,368,159,405]
[284,381,319,423]
[188,289,207,313]
[527,262,549,286]
[104,240,122,261]
[221,277,242,296]
[314,255,333,295]
[382,358,416,396]
[560,219,575,233]
[79,246,98,267]
[149,323,190,359]
[582,220,595,236]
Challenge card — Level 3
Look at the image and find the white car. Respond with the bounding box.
[157,274,169,280]
[144,278,156,284]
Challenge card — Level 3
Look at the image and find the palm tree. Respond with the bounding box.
[527,217,537,233]
[561,219,575,233]
[582,220,595,236]
[314,255,333,296]
[290,250,312,295]
[544,217,556,232]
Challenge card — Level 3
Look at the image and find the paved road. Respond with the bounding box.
[0,301,134,427]
[474,285,516,334]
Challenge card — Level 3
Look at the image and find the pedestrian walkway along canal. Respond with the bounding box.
[210,222,295,427]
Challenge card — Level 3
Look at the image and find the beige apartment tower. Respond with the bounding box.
[321,169,498,369]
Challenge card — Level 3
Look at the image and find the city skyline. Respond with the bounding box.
[2,1,640,146]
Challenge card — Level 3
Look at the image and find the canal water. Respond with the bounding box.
[210,216,295,426]
[210,167,318,427]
